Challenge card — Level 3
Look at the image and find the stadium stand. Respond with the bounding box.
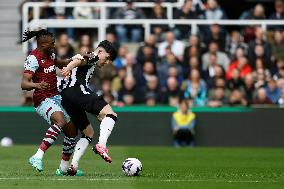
[1,0,284,107]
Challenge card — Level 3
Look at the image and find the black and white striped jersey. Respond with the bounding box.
[57,53,99,92]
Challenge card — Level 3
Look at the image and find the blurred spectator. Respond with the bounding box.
[243,74,255,105]
[203,53,218,79]
[158,31,185,62]
[228,89,247,106]
[145,75,163,105]
[150,1,169,42]
[172,99,196,147]
[247,27,272,70]
[183,56,201,79]
[206,64,225,89]
[273,58,284,80]
[106,32,120,50]
[136,45,158,67]
[203,24,226,52]
[226,56,252,80]
[158,52,183,88]
[183,35,205,65]
[240,3,266,20]
[202,42,230,71]
[142,61,156,81]
[42,0,74,40]
[226,30,247,59]
[162,76,182,106]
[112,66,126,93]
[73,0,93,19]
[173,0,199,39]
[56,33,75,59]
[265,79,281,103]
[136,35,158,66]
[113,0,145,42]
[270,30,284,62]
[269,0,284,30]
[201,0,227,20]
[75,34,92,53]
[118,76,145,105]
[207,87,228,107]
[253,87,273,105]
[100,79,117,105]
[253,68,269,89]
[227,69,245,91]
[184,69,207,106]
[113,46,128,69]
[124,53,145,87]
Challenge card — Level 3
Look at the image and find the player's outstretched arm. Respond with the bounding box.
[21,72,49,91]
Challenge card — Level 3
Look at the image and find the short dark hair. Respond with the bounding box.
[97,40,118,61]
[22,29,54,43]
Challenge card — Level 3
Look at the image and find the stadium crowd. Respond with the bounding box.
[21,0,284,107]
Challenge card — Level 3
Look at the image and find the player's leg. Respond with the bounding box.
[57,121,77,175]
[93,104,118,163]
[60,94,94,175]
[30,95,70,172]
[67,124,94,176]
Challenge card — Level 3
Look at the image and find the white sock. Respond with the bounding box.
[98,117,115,148]
[71,138,89,169]
[59,160,69,172]
[33,148,44,159]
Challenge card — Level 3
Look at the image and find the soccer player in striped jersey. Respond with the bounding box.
[57,40,118,175]
[21,29,82,175]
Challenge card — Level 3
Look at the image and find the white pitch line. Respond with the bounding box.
[0,177,282,183]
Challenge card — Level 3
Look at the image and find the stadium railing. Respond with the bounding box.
[22,2,284,53]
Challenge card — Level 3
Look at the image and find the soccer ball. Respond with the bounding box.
[0,137,13,147]
[122,158,142,176]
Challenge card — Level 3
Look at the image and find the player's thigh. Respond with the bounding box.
[80,93,108,116]
[35,95,70,126]
[61,97,90,132]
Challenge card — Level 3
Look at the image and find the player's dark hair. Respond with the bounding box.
[97,40,118,61]
[22,29,54,43]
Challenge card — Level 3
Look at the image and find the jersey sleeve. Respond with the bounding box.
[24,55,39,74]
[84,52,99,66]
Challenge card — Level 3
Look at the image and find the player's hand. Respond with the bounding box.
[36,81,49,90]
[61,67,71,78]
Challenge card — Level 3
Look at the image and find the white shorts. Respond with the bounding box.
[35,95,70,125]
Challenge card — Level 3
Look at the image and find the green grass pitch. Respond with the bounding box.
[0,146,284,189]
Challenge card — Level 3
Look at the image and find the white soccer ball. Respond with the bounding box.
[122,158,142,176]
[0,137,13,147]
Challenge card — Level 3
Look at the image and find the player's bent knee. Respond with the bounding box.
[106,113,118,122]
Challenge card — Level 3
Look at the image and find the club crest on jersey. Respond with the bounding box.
[44,65,56,73]
[41,60,45,63]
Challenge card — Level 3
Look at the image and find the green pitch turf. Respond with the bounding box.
[0,146,284,189]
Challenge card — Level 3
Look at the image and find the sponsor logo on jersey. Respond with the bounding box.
[44,65,56,73]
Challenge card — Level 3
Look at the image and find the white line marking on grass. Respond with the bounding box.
[0,177,281,183]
